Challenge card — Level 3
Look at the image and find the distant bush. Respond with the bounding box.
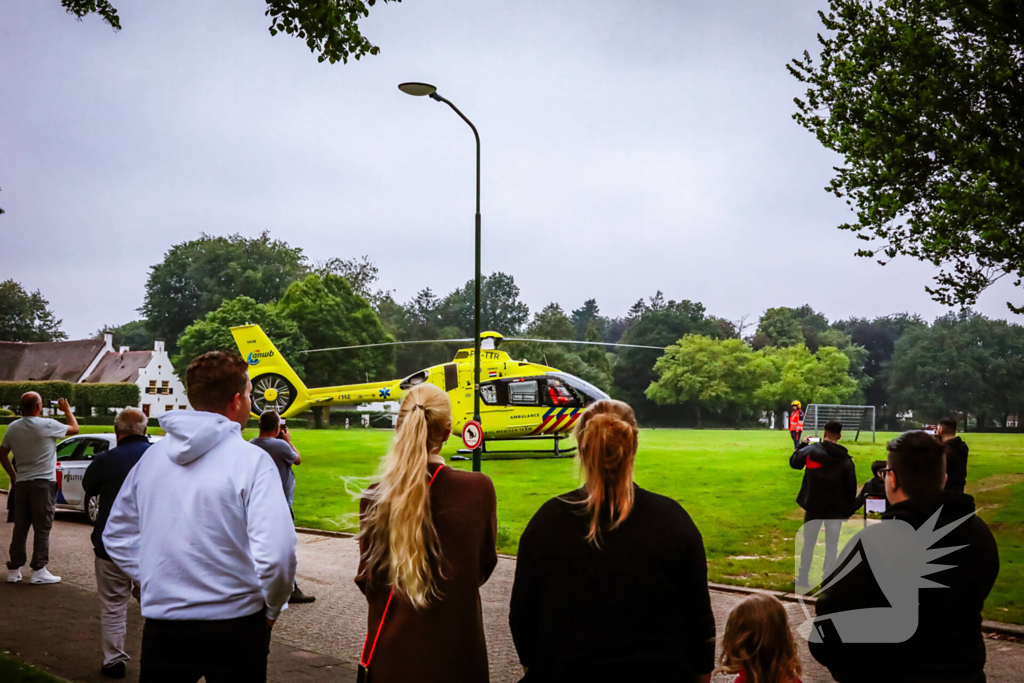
[0,381,74,410]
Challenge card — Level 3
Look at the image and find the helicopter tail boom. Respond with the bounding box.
[230,324,313,417]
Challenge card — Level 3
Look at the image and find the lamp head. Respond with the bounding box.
[398,82,438,97]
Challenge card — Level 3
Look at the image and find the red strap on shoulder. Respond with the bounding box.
[358,464,445,669]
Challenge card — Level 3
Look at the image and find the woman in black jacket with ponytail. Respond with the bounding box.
[509,399,716,683]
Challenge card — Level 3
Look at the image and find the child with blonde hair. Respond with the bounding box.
[719,594,802,683]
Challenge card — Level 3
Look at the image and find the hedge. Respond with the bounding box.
[0,381,140,415]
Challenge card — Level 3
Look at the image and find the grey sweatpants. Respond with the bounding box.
[7,479,57,571]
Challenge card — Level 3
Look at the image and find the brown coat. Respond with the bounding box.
[356,463,498,683]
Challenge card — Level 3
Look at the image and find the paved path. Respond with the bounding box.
[3,503,1023,682]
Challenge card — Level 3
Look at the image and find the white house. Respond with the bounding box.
[84,338,190,416]
[0,335,190,416]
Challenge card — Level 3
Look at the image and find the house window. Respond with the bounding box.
[165,404,175,411]
[147,380,157,395]
[161,381,169,388]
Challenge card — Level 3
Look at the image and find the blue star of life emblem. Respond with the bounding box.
[379,388,391,399]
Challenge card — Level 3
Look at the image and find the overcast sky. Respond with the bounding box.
[3,0,1021,340]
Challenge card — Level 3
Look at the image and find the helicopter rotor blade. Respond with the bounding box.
[298,339,473,355]
[503,338,667,351]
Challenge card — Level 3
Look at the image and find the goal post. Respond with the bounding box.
[805,404,876,442]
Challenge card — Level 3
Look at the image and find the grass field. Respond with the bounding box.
[2,425,1022,624]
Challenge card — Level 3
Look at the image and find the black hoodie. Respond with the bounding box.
[944,436,970,493]
[810,491,999,683]
[790,440,858,519]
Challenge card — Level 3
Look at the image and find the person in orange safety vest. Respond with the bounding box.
[789,400,804,448]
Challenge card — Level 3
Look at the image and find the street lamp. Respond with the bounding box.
[399,82,483,473]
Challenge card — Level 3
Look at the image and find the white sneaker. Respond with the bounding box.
[7,568,22,583]
[30,567,61,584]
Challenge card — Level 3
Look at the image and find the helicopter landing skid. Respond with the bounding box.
[452,434,575,460]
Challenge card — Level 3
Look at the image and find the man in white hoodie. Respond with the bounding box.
[103,351,296,682]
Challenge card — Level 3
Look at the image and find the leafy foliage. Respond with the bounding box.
[0,381,74,410]
[277,273,395,387]
[440,272,531,337]
[887,310,1024,423]
[647,336,773,425]
[73,383,141,415]
[755,345,860,414]
[790,0,1024,311]
[59,0,396,64]
[0,280,67,342]
[94,320,156,351]
[142,232,307,349]
[172,296,307,380]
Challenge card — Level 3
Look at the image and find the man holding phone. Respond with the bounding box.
[250,410,315,604]
[1,393,79,584]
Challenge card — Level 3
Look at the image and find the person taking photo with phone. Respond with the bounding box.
[251,410,314,604]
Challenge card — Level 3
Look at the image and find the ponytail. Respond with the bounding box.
[359,384,452,607]
[573,399,639,545]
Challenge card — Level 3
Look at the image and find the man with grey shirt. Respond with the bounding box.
[250,410,315,604]
[1,392,79,584]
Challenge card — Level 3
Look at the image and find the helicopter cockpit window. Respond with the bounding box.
[548,372,610,404]
[543,379,579,407]
[399,369,430,391]
[480,384,498,405]
[508,380,539,406]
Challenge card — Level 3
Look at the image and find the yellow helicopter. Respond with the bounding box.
[230,324,655,453]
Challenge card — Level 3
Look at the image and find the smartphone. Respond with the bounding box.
[279,419,288,434]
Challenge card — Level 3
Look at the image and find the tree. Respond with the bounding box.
[612,295,725,424]
[173,296,306,380]
[60,0,399,64]
[0,280,67,342]
[94,320,156,351]
[379,288,466,377]
[570,299,606,341]
[277,273,395,388]
[790,0,1024,312]
[647,336,772,427]
[751,305,830,351]
[142,232,307,349]
[439,272,530,336]
[833,314,927,425]
[887,311,1024,425]
[579,320,613,378]
[755,345,861,424]
[314,255,392,309]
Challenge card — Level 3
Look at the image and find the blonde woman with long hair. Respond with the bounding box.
[355,383,497,683]
[509,399,716,682]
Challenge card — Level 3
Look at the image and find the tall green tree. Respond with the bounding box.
[59,0,399,64]
[173,296,306,380]
[570,299,605,341]
[755,345,861,423]
[647,335,773,427]
[439,272,530,336]
[379,288,466,377]
[94,320,156,351]
[0,280,66,342]
[277,273,394,388]
[612,294,725,423]
[833,314,927,425]
[142,232,307,349]
[790,0,1024,312]
[887,311,1024,425]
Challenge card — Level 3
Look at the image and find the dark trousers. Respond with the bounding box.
[140,610,271,683]
[7,480,57,570]
[799,512,842,584]
[791,430,802,448]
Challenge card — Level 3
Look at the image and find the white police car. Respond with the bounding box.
[55,433,161,524]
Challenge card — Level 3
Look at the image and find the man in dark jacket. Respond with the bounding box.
[790,420,857,588]
[82,408,150,679]
[852,460,888,514]
[809,430,999,683]
[938,417,969,493]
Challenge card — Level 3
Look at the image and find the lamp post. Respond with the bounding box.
[399,82,483,473]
